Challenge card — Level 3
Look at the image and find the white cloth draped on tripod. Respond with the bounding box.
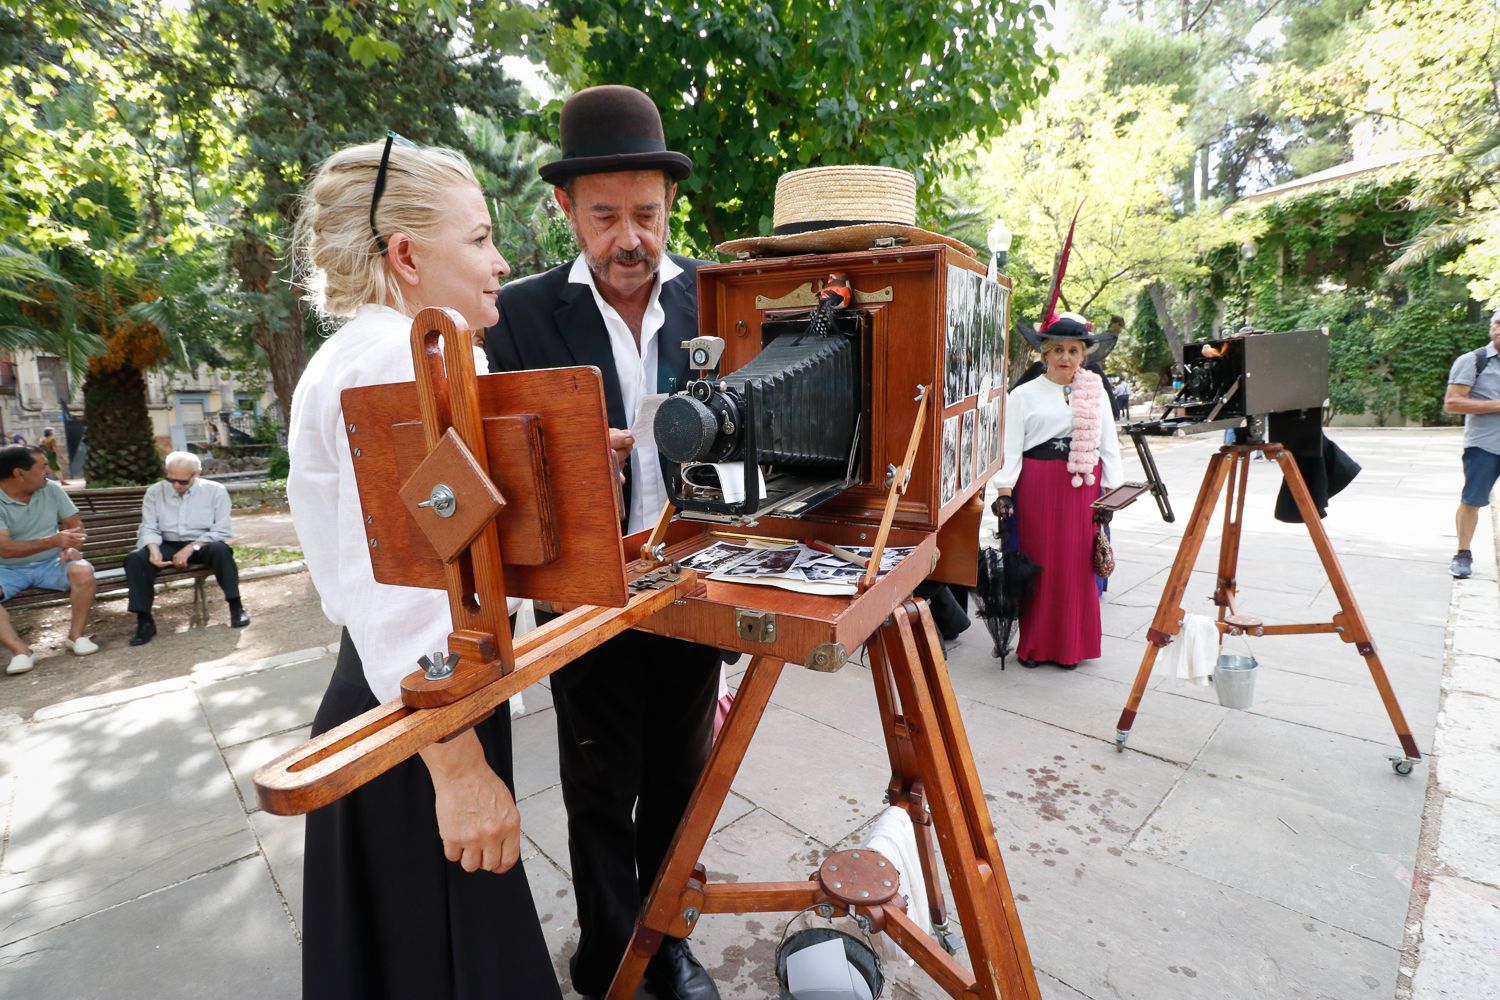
[863,805,932,939]
[1160,613,1219,686]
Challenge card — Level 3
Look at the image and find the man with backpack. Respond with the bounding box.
[1443,307,1500,578]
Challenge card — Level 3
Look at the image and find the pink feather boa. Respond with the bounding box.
[1066,369,1103,487]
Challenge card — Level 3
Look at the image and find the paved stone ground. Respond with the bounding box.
[1,427,1496,999]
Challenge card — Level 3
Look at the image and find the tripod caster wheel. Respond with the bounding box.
[1113,730,1129,753]
[934,927,960,956]
[1391,759,1415,776]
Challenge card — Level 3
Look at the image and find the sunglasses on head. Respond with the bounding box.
[370,130,418,256]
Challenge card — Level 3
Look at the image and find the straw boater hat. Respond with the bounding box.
[717,165,975,258]
[538,85,692,185]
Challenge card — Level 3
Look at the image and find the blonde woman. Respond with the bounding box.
[992,313,1123,668]
[288,134,560,1000]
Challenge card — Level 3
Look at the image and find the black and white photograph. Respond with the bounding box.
[678,541,757,571]
[960,408,976,489]
[941,413,960,504]
[720,544,802,577]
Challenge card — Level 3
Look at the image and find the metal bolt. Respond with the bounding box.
[369,538,378,549]
[860,890,870,898]
[353,447,362,457]
[347,423,356,433]
[364,515,373,524]
[882,880,893,887]
[684,907,699,924]
[850,851,861,860]
[876,859,887,868]
[832,881,842,889]
[828,864,838,872]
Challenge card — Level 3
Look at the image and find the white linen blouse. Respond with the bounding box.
[287,303,519,701]
[993,374,1124,491]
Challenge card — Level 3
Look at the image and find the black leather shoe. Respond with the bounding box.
[129,621,156,646]
[230,607,251,628]
[644,939,719,1000]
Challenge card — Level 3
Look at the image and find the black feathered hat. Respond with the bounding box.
[538,85,692,185]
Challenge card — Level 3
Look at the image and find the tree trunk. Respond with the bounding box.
[82,364,161,485]
[232,228,309,421]
[1147,281,1186,365]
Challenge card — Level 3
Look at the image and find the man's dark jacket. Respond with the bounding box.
[484,254,702,528]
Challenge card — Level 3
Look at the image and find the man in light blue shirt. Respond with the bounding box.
[0,444,98,674]
[1443,308,1500,577]
[124,451,248,645]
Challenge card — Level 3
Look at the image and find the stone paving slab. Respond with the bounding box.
[1011,845,1401,1000]
[0,857,300,1000]
[1132,710,1426,947]
[196,656,329,750]
[0,689,255,943]
[944,652,1228,766]
[1409,876,1500,1000]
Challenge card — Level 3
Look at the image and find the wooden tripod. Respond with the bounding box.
[1112,443,1422,773]
[606,599,1041,1000]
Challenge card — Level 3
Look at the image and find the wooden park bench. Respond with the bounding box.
[4,485,214,624]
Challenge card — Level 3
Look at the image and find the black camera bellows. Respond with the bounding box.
[738,333,858,469]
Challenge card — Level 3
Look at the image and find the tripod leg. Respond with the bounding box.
[1115,449,1236,748]
[605,655,787,999]
[1269,450,1423,769]
[876,603,1042,1000]
[1215,450,1251,621]
[869,630,954,950]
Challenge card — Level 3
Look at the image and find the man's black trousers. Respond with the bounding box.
[123,540,240,614]
[538,616,721,996]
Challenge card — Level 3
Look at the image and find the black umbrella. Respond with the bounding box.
[974,506,1041,667]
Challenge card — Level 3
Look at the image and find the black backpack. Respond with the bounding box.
[1472,346,1493,379]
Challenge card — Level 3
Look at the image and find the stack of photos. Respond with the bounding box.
[677,540,915,597]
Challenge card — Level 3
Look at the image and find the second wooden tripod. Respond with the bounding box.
[605,599,1042,1000]
[1112,442,1422,775]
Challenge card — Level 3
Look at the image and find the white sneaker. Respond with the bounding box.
[65,636,99,656]
[6,652,35,675]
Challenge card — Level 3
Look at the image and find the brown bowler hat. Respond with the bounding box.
[538,85,692,185]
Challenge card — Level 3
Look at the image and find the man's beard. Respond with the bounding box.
[574,220,668,286]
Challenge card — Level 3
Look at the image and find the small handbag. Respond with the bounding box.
[1092,525,1115,578]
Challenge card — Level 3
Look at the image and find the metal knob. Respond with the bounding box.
[417,483,457,519]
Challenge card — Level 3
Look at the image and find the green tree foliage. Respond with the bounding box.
[552,0,1055,248]
[1272,0,1500,305]
[1224,181,1475,423]
[959,52,1249,352]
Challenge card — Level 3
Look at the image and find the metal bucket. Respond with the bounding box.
[1214,653,1259,710]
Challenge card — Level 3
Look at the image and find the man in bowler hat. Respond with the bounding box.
[484,85,721,1000]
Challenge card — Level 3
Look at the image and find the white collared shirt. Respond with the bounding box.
[568,253,682,534]
[136,478,233,547]
[287,303,518,701]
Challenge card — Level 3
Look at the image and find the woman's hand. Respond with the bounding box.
[1093,507,1113,526]
[419,729,521,874]
[991,490,1014,519]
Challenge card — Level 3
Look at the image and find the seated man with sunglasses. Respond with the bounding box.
[124,451,249,645]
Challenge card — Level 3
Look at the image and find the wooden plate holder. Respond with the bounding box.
[255,256,1044,998]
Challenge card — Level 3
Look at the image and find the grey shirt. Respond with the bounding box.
[1447,343,1500,455]
[0,482,79,566]
[136,478,234,548]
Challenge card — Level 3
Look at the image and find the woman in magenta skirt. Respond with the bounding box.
[993,313,1123,667]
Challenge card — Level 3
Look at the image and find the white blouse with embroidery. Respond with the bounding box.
[993,375,1124,491]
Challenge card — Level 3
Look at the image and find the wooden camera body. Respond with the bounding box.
[638,246,1011,668]
[327,245,1009,684]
